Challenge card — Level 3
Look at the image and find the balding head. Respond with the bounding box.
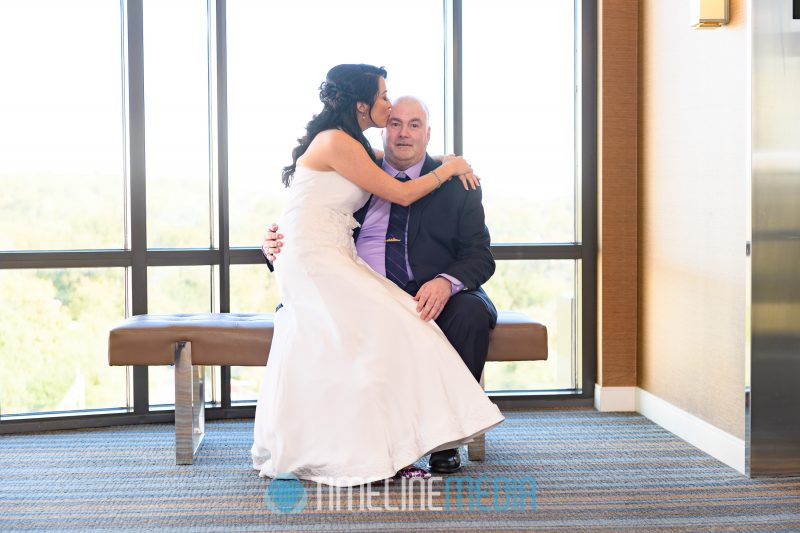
[382,96,431,171]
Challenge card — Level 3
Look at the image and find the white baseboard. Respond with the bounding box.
[594,384,637,412]
[635,387,745,474]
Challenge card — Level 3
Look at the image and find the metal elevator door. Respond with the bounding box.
[749,0,800,476]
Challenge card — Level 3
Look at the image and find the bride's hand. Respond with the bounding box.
[457,172,480,190]
[441,156,480,190]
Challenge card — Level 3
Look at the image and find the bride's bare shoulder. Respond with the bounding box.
[305,130,359,157]
[314,128,358,147]
[300,130,359,169]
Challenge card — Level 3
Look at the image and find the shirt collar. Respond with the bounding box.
[382,158,425,180]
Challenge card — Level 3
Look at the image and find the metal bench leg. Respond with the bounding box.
[174,341,205,465]
[468,371,487,461]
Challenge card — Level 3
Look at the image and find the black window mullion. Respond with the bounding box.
[580,0,598,398]
[209,0,232,408]
[452,0,463,156]
[122,0,148,414]
[0,250,131,269]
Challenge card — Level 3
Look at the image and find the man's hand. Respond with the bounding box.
[262,223,284,262]
[413,277,452,321]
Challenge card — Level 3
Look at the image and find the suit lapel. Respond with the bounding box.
[355,156,440,244]
[352,197,371,242]
[408,155,441,244]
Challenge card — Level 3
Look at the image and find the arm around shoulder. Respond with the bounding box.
[321,131,464,206]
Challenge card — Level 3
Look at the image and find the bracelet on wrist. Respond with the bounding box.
[431,169,443,189]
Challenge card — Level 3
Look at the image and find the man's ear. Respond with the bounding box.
[426,127,431,144]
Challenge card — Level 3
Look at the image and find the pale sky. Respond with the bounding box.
[0,0,577,244]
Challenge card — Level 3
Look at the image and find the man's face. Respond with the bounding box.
[382,99,430,170]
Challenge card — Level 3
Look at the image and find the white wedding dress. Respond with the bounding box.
[251,166,504,487]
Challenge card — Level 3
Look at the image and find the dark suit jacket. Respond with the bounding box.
[354,155,497,325]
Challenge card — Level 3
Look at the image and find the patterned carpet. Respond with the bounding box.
[1,409,799,532]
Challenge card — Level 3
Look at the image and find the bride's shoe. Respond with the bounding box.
[394,465,432,479]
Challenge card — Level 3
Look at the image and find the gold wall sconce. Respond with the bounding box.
[691,0,730,28]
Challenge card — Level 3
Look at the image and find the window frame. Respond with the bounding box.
[0,0,596,432]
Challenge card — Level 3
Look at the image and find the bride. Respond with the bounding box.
[251,64,503,487]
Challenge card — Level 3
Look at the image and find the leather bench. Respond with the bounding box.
[108,311,547,465]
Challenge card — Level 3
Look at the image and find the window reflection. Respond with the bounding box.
[0,1,124,251]
[463,0,576,244]
[482,260,576,391]
[226,0,445,248]
[144,0,211,248]
[0,269,127,415]
[147,266,212,407]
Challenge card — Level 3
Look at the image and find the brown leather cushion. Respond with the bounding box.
[108,311,547,366]
[488,311,548,362]
[108,313,273,366]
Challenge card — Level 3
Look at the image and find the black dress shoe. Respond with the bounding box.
[429,448,461,474]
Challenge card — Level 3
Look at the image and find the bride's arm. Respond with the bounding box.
[315,131,475,206]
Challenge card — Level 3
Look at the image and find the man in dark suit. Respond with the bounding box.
[263,96,497,474]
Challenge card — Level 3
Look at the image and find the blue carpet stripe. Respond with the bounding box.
[1,410,799,532]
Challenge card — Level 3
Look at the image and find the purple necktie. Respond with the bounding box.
[385,172,410,288]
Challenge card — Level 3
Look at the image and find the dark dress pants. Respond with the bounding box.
[403,281,494,383]
[434,291,494,383]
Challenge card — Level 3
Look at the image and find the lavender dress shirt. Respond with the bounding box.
[354,159,464,295]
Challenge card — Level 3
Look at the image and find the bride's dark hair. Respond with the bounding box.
[282,64,388,187]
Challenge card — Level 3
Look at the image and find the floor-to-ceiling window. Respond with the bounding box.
[0,1,130,417]
[461,0,582,392]
[0,0,595,428]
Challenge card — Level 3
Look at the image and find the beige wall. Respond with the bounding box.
[638,0,747,438]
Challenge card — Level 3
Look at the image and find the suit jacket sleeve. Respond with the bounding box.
[442,185,495,290]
